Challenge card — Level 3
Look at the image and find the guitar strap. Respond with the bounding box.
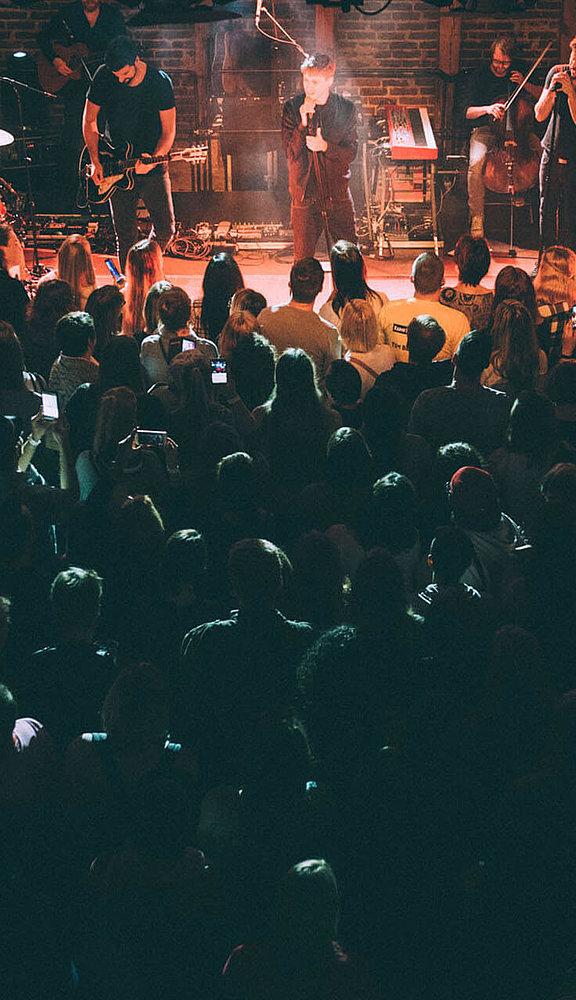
[60,15,94,82]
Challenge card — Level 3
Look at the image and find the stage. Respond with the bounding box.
[26,239,539,310]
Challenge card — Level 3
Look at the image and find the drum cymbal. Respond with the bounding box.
[0,129,15,147]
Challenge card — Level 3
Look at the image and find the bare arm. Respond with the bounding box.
[82,99,103,185]
[535,68,576,125]
[154,106,176,157]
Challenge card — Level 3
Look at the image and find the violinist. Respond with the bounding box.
[464,35,541,240]
[535,38,576,253]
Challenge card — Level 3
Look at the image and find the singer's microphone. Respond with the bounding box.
[306,107,317,136]
[255,0,263,27]
[553,66,570,91]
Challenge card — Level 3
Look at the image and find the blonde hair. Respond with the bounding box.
[340,299,378,353]
[123,239,164,338]
[533,246,576,305]
[218,310,260,359]
[57,234,95,310]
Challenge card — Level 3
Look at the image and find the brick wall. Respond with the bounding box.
[0,0,564,160]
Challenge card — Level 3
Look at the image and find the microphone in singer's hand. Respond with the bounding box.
[306,109,318,136]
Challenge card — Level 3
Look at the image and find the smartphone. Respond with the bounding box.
[41,391,59,421]
[181,338,196,352]
[105,257,123,284]
[211,359,228,384]
[135,429,167,449]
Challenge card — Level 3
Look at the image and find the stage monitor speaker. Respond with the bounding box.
[173,190,290,227]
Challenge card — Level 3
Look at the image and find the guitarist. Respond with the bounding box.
[37,0,126,210]
[82,35,176,269]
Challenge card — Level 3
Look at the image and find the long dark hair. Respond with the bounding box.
[0,323,26,391]
[330,241,380,316]
[200,253,244,342]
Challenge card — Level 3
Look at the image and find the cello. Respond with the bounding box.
[483,42,552,196]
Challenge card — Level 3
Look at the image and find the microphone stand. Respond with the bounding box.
[307,114,334,257]
[538,78,565,259]
[0,76,57,277]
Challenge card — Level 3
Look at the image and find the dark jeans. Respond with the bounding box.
[291,193,356,260]
[109,165,176,269]
[539,152,576,253]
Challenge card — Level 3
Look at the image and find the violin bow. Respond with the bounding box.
[504,41,553,112]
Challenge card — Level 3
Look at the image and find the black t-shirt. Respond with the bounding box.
[87,63,175,156]
[463,61,528,130]
[541,63,576,160]
[37,0,127,66]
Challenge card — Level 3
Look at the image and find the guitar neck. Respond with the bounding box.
[118,152,172,169]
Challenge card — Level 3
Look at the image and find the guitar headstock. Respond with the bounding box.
[172,144,209,165]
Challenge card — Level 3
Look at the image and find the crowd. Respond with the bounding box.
[2,220,576,1000]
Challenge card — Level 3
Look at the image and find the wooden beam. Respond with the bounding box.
[315,6,336,54]
[438,12,462,154]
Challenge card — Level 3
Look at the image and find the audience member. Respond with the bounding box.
[49,311,99,408]
[324,359,363,428]
[375,314,452,415]
[440,234,494,330]
[0,225,29,338]
[21,279,73,381]
[228,332,276,411]
[482,299,547,396]
[230,288,267,318]
[448,465,523,597]
[489,390,575,531]
[548,359,576,447]
[21,566,117,751]
[362,382,432,495]
[123,239,165,340]
[55,234,96,310]
[193,252,244,343]
[252,348,341,507]
[258,258,341,392]
[85,284,125,361]
[177,538,313,785]
[340,298,394,397]
[533,245,576,364]
[223,858,382,999]
[0,322,44,422]
[319,240,387,328]
[66,334,165,461]
[379,252,470,362]
[409,329,512,455]
[140,285,218,387]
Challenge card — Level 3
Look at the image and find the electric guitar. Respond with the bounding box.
[78,137,208,204]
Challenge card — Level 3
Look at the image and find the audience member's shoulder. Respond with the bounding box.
[140,333,160,351]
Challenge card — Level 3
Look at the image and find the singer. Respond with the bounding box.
[281,53,357,261]
[535,37,576,253]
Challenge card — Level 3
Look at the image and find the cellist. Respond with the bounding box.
[464,35,542,240]
[535,38,576,253]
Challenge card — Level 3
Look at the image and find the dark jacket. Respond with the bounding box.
[281,92,357,204]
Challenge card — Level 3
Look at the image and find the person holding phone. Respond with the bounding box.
[140,286,218,388]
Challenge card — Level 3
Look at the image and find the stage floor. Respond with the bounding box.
[28,238,539,310]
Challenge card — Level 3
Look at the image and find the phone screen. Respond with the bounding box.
[41,391,59,421]
[211,359,228,384]
[105,257,122,283]
[136,429,167,449]
[181,338,196,352]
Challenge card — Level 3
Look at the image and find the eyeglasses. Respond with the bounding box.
[492,58,511,68]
